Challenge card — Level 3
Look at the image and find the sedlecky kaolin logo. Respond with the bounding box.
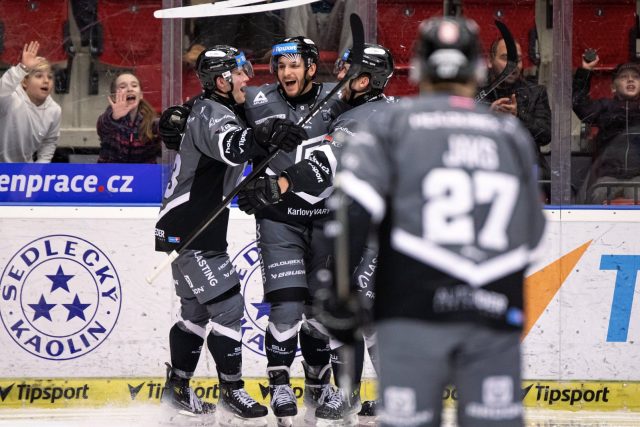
[231,241,301,358]
[0,235,122,361]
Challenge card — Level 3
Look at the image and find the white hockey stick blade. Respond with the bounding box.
[154,0,265,18]
[146,250,179,284]
[155,0,320,19]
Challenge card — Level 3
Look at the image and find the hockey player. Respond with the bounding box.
[155,45,307,426]
[329,17,546,427]
[311,43,396,426]
[236,36,351,426]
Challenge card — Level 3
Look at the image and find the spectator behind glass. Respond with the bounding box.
[96,72,161,163]
[481,38,552,190]
[284,0,354,55]
[0,41,61,163]
[573,55,640,204]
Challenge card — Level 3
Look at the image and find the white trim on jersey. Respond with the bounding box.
[338,170,386,223]
[179,319,207,339]
[391,228,530,287]
[158,192,191,221]
[294,142,339,204]
[216,127,243,167]
[210,321,242,342]
[267,321,299,342]
[294,135,329,163]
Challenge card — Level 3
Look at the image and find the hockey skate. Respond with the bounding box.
[268,368,298,427]
[315,387,362,426]
[302,362,334,426]
[358,399,378,417]
[160,363,216,425]
[217,380,268,426]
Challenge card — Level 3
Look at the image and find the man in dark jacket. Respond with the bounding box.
[573,55,640,204]
[481,38,552,187]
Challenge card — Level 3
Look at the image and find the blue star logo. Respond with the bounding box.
[251,302,271,320]
[28,295,56,322]
[63,295,91,321]
[46,265,74,293]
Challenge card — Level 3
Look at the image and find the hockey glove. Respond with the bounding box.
[237,176,282,215]
[159,105,191,150]
[254,118,308,153]
[314,287,364,345]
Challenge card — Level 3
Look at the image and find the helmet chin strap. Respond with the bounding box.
[293,68,313,97]
[346,78,358,104]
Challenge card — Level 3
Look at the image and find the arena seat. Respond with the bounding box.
[95,0,162,68]
[377,0,443,66]
[461,0,537,70]
[91,1,162,99]
[0,0,70,66]
[573,0,636,70]
[585,71,614,101]
[377,0,443,97]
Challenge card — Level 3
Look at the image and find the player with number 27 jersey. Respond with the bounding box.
[339,94,546,328]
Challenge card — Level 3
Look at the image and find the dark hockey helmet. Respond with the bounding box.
[411,17,485,84]
[195,45,254,91]
[334,43,395,91]
[270,36,320,74]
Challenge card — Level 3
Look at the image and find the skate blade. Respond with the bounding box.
[303,409,318,426]
[315,414,359,427]
[217,408,268,427]
[158,405,216,426]
[276,416,294,427]
[357,416,377,426]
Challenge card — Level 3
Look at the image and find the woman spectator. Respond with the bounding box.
[96,71,161,163]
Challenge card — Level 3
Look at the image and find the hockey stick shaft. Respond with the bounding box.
[155,0,320,19]
[475,20,518,102]
[146,14,365,284]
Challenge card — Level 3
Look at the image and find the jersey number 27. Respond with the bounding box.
[423,168,519,251]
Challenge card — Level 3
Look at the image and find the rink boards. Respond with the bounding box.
[0,206,640,413]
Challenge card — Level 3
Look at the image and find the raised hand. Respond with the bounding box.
[582,54,600,71]
[20,41,44,71]
[108,91,136,120]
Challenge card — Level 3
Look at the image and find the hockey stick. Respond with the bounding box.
[154,0,320,19]
[145,13,365,284]
[475,20,518,102]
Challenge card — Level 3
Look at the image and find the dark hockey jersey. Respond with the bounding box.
[339,94,546,330]
[328,94,397,163]
[244,82,350,223]
[155,95,268,252]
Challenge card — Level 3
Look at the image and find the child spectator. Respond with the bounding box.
[96,71,161,163]
[0,41,61,163]
[573,55,640,203]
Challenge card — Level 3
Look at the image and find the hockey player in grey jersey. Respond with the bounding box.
[236,36,350,426]
[155,45,307,426]
[300,43,396,426]
[330,17,546,427]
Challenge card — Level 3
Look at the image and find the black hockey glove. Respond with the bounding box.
[254,118,308,153]
[159,105,191,150]
[237,176,282,215]
[314,287,364,345]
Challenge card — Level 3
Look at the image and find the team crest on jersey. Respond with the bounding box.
[0,235,122,361]
[231,241,301,358]
[253,91,268,105]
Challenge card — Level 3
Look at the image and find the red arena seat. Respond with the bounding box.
[0,0,69,66]
[573,0,636,70]
[462,0,537,70]
[377,0,443,97]
[96,0,162,68]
